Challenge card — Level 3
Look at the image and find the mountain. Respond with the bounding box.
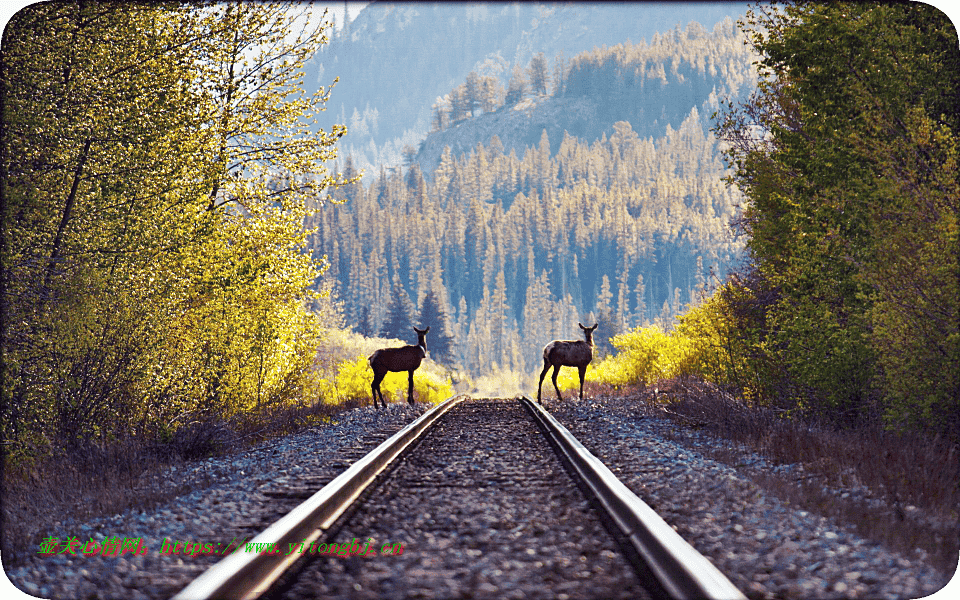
[307,2,752,171]
[302,4,758,378]
[413,17,755,176]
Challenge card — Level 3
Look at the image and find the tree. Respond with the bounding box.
[716,2,959,434]
[380,274,415,340]
[464,71,483,116]
[419,290,455,365]
[528,52,549,96]
[480,75,505,113]
[449,84,470,122]
[504,65,527,107]
[2,2,353,459]
[593,275,617,358]
[430,98,449,132]
[552,51,567,97]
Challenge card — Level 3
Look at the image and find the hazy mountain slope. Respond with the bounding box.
[414,17,756,176]
[307,2,751,170]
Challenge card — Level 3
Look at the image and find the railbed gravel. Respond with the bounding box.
[549,394,956,600]
[274,398,649,600]
[4,395,956,599]
[4,403,424,600]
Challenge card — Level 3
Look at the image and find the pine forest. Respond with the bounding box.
[311,19,753,388]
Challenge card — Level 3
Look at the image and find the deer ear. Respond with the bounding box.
[424,326,430,333]
[590,323,598,330]
[578,322,586,330]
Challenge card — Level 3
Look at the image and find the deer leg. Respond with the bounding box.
[537,362,551,403]
[578,365,587,400]
[407,370,415,405]
[552,366,563,401]
[371,372,385,409]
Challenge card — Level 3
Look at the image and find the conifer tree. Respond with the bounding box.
[505,64,527,107]
[380,274,415,340]
[593,275,617,357]
[464,71,482,116]
[419,289,455,365]
[528,52,549,96]
[552,51,566,97]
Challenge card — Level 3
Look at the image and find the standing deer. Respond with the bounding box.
[537,323,597,404]
[369,326,430,408]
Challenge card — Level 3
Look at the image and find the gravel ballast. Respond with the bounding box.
[550,395,955,600]
[4,396,956,599]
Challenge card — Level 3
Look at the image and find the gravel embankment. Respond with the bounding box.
[4,404,424,600]
[550,396,955,600]
[4,396,956,599]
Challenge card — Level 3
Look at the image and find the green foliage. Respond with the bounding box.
[715,2,960,435]
[2,3,354,464]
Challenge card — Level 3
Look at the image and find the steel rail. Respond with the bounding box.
[170,394,468,600]
[520,396,746,600]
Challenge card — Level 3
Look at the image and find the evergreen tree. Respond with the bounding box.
[593,275,617,357]
[552,51,566,97]
[419,289,455,365]
[504,64,527,107]
[379,274,415,340]
[481,75,505,112]
[528,52,549,96]
[357,306,375,337]
[464,70,482,116]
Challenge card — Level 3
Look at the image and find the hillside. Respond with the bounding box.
[304,18,759,379]
[308,2,751,171]
[415,95,596,175]
[413,18,755,176]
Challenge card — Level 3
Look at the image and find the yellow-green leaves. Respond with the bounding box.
[715,1,959,436]
[2,2,352,462]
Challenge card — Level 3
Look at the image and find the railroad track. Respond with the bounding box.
[172,396,744,600]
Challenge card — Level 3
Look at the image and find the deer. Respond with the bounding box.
[537,322,598,404]
[369,326,430,409]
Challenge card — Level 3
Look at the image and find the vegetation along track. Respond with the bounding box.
[174,396,743,600]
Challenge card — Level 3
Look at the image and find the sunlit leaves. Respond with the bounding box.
[2,2,352,462]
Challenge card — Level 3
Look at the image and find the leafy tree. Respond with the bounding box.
[2,2,352,461]
[717,2,959,434]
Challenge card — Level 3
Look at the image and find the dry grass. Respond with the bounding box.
[1,398,366,567]
[584,378,960,573]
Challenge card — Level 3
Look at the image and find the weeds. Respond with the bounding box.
[0,397,364,567]
[596,377,960,573]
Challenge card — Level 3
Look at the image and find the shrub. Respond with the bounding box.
[329,355,453,406]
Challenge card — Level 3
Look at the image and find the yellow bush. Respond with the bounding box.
[554,364,594,393]
[580,322,707,390]
[329,355,453,406]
